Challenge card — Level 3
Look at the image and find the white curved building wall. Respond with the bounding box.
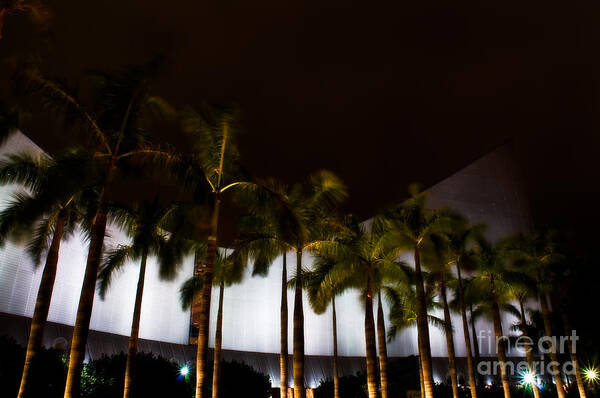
[0,132,531,361]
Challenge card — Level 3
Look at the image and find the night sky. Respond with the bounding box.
[1,0,599,254]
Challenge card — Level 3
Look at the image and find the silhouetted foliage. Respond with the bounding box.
[0,337,273,398]
[80,352,192,398]
[314,372,368,398]
[0,335,66,398]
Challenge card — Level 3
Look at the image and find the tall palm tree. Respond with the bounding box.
[509,285,541,398]
[174,108,264,398]
[471,237,523,398]
[504,232,572,398]
[234,171,347,398]
[452,277,487,387]
[445,218,486,398]
[422,234,460,398]
[383,184,454,398]
[384,282,445,398]
[180,249,244,398]
[376,292,389,398]
[234,179,296,398]
[313,216,409,398]
[459,275,521,390]
[97,199,186,398]
[0,152,95,398]
[301,250,353,398]
[17,67,180,398]
[469,303,481,384]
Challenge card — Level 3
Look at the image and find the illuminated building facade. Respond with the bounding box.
[0,132,531,387]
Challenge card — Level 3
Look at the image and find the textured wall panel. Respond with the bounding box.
[1,132,531,359]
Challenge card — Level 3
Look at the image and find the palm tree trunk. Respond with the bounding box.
[418,333,425,398]
[281,253,289,398]
[332,295,340,398]
[123,250,148,398]
[293,249,305,398]
[456,264,478,398]
[18,211,66,398]
[195,196,221,398]
[490,276,511,398]
[414,246,434,398]
[212,282,225,398]
[560,310,586,398]
[518,300,541,398]
[377,293,389,398]
[539,293,566,398]
[470,303,482,386]
[440,279,459,398]
[364,270,379,398]
[64,193,109,398]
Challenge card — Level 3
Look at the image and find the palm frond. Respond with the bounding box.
[17,69,110,153]
[26,214,54,267]
[98,245,137,298]
[0,192,41,245]
[179,275,204,310]
[0,153,45,190]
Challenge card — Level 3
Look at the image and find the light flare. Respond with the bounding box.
[583,367,599,384]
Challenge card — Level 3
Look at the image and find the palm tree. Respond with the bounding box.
[313,216,409,398]
[17,67,180,398]
[504,232,572,398]
[422,234,460,398]
[469,303,481,384]
[235,172,347,398]
[376,292,389,398]
[174,108,263,398]
[0,152,95,398]
[383,184,454,398]
[471,237,524,398]
[180,249,244,398]
[445,218,486,398]
[385,281,445,398]
[558,307,585,398]
[97,199,185,398]
[234,179,296,398]
[455,278,486,387]
[509,285,541,398]
[301,250,353,398]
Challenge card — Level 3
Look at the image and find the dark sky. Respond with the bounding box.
[2,0,600,251]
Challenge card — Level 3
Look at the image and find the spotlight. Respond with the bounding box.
[584,367,599,383]
[522,371,536,385]
[180,365,189,376]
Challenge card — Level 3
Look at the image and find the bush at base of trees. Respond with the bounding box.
[0,335,66,397]
[0,335,271,398]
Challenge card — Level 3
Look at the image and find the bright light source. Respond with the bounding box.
[584,367,599,383]
[521,371,536,386]
[180,365,189,376]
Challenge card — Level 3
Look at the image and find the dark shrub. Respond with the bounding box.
[0,335,66,398]
[81,352,193,398]
[1,337,271,398]
[218,360,272,398]
[314,372,368,398]
[0,336,25,397]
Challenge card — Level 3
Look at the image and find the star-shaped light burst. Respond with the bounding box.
[583,367,599,384]
[180,365,189,376]
[520,370,537,387]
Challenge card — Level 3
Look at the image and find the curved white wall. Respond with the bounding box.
[0,132,531,362]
